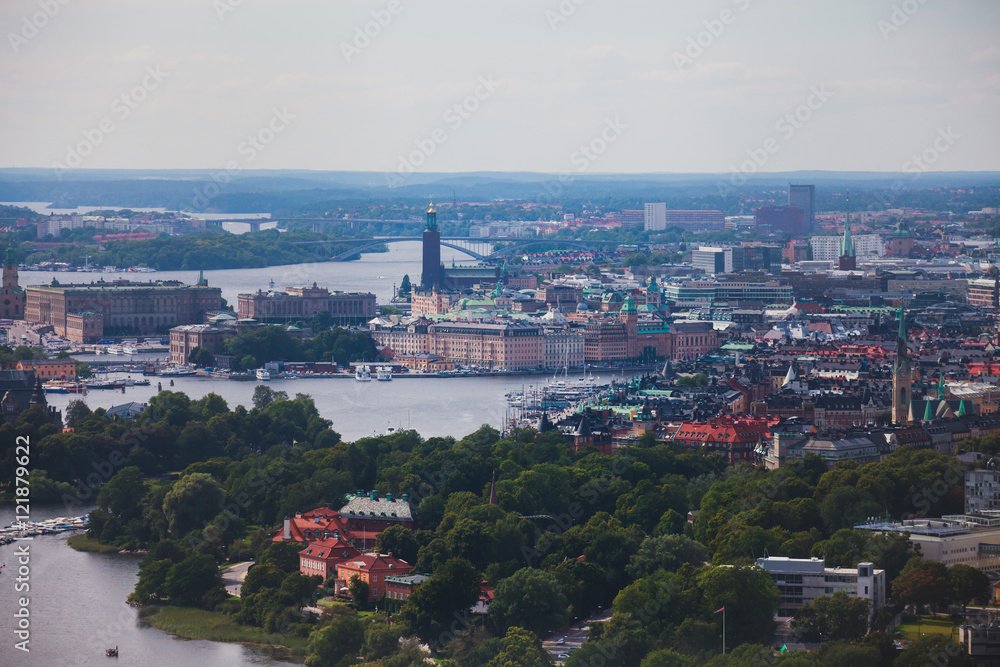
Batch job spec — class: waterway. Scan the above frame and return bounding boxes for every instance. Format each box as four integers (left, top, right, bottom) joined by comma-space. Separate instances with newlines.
1, 239, 616, 665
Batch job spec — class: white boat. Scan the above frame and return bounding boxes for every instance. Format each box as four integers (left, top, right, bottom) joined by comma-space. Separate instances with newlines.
355, 365, 372, 382
376, 366, 392, 381
122, 344, 138, 355
106, 345, 124, 355
256, 369, 271, 381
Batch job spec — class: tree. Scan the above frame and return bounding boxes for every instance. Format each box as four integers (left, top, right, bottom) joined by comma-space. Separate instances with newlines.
306, 612, 364, 667
949, 564, 990, 613
792, 591, 870, 642
627, 534, 708, 578
490, 568, 567, 635
895, 635, 971, 667
96, 466, 147, 523
162, 472, 226, 537
696, 565, 780, 648
399, 274, 412, 297
65, 399, 92, 427
398, 558, 481, 644
164, 553, 226, 608
640, 649, 697, 667
892, 560, 951, 613
349, 575, 370, 607
188, 346, 214, 367
375, 525, 419, 565
253, 384, 288, 410
486, 626, 553, 667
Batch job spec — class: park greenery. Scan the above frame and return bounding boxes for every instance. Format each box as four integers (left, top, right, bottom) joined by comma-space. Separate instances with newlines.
222, 325, 383, 371
1, 387, 981, 665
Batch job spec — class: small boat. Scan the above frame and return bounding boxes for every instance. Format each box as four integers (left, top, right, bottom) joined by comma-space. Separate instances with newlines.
122, 344, 138, 355
106, 646, 118, 657
256, 369, 271, 381
106, 345, 124, 355
355, 365, 372, 382
376, 366, 392, 381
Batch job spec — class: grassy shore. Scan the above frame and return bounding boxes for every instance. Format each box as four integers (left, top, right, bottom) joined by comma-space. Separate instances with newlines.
66, 534, 120, 554
144, 606, 309, 655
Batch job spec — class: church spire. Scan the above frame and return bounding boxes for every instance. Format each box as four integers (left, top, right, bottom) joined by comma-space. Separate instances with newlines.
838, 193, 856, 270
892, 304, 912, 425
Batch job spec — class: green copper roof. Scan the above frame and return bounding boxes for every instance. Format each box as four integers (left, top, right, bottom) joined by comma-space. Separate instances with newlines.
923, 399, 934, 421
958, 399, 968, 417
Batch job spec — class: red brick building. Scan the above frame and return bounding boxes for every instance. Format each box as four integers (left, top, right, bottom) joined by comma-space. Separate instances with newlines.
335, 553, 413, 600
299, 537, 361, 580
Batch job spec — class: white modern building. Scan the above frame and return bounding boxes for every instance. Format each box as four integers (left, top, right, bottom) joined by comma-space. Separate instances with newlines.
756, 557, 885, 622
644, 202, 667, 231
809, 235, 885, 262
967, 470, 1000, 514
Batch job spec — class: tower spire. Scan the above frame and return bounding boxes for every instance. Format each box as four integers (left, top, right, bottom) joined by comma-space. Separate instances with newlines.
892, 304, 912, 425
839, 192, 856, 270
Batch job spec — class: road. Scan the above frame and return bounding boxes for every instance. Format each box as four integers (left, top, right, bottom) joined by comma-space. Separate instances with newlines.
541, 609, 614, 664
222, 561, 253, 597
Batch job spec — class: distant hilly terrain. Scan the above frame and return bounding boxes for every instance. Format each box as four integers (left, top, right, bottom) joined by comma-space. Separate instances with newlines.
1, 169, 997, 215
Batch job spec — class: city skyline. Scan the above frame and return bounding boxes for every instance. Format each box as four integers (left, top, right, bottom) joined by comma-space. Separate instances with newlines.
0, 0, 997, 176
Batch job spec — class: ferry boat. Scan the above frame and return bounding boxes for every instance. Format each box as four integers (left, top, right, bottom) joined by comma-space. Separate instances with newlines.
376, 366, 392, 381
122, 344, 138, 355
106, 345, 125, 355
42, 381, 86, 393
157, 367, 196, 377
355, 365, 372, 382
256, 368, 271, 381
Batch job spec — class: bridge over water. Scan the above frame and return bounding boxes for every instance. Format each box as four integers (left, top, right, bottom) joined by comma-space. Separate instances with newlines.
294, 237, 625, 261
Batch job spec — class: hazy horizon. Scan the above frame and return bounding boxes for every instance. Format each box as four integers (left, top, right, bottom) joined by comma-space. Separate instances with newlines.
2, 0, 998, 177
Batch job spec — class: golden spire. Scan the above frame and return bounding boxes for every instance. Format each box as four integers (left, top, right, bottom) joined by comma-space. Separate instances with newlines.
428, 201, 436, 214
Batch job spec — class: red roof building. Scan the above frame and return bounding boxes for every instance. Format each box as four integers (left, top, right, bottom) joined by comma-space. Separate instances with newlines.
299, 537, 361, 580
671, 416, 773, 464
335, 553, 413, 599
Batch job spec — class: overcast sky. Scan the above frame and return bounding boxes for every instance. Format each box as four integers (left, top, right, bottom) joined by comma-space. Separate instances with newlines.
1, 0, 997, 175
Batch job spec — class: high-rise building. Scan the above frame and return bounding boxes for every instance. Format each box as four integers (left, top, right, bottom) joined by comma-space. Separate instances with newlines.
755, 206, 806, 237
788, 184, 815, 230
644, 203, 667, 231
421, 203, 442, 289
692, 247, 729, 275
2, 247, 25, 319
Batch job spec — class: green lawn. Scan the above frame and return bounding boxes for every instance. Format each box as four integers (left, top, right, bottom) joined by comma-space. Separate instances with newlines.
897, 616, 957, 641
145, 605, 309, 653
66, 534, 120, 554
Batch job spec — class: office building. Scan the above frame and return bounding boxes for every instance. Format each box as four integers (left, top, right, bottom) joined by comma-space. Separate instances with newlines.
788, 184, 815, 229
645, 204, 725, 231
967, 470, 1000, 514
756, 557, 885, 622
621, 210, 645, 230
644, 203, 667, 231
692, 247, 729, 275
755, 206, 806, 237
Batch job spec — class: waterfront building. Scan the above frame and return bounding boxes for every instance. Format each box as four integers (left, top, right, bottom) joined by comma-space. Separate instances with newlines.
26, 279, 222, 343
756, 556, 884, 622
2, 247, 25, 320
427, 321, 544, 370
13, 358, 76, 380
169, 324, 238, 366
236, 282, 376, 326
542, 327, 585, 369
